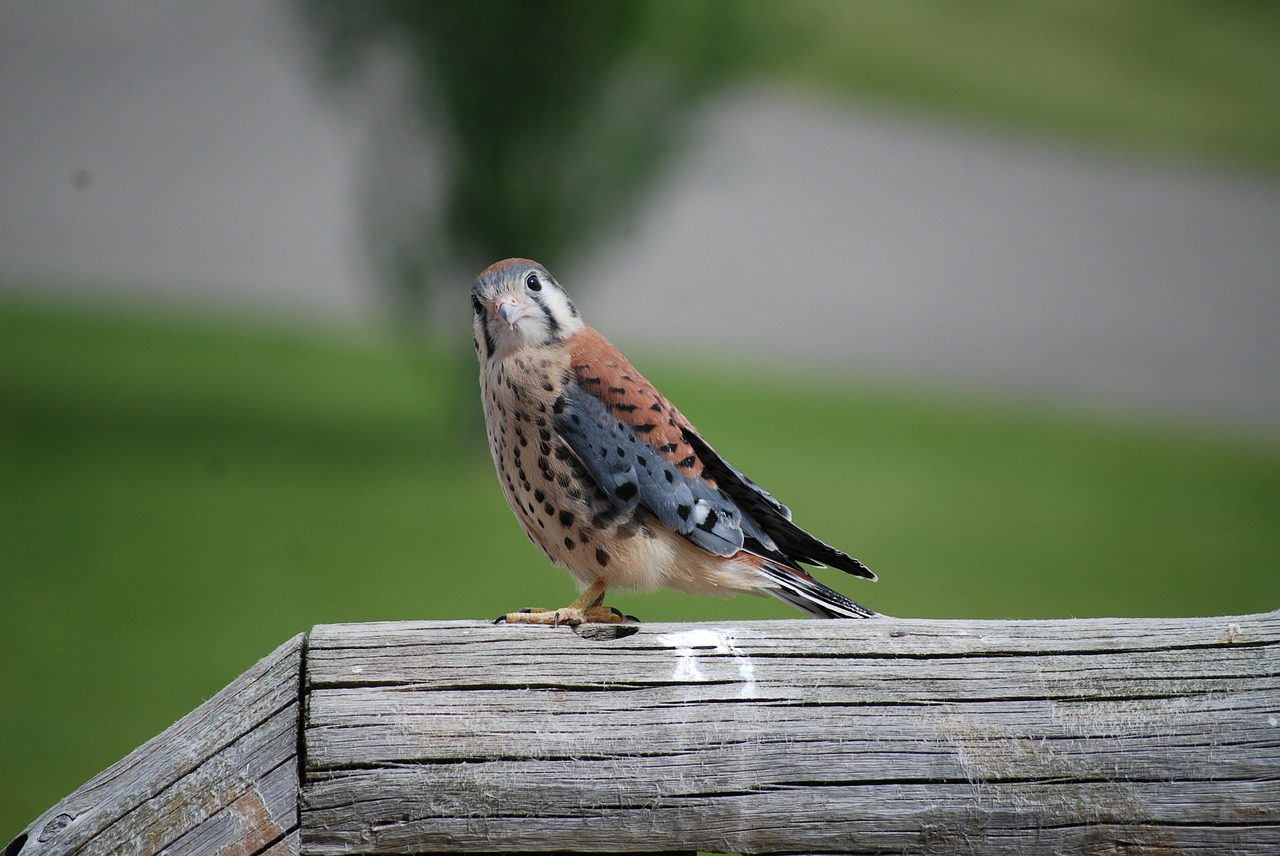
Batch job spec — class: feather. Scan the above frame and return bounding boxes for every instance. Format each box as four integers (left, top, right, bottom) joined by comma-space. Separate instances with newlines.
757, 561, 877, 618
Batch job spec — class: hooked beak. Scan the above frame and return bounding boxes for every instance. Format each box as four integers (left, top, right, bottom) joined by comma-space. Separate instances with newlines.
495, 295, 529, 328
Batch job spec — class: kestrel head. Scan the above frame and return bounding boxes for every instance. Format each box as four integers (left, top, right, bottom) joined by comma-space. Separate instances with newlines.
471, 258, 583, 361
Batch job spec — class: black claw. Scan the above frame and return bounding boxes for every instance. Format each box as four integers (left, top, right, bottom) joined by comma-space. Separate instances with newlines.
552, 610, 582, 628
494, 607, 539, 623
606, 606, 642, 623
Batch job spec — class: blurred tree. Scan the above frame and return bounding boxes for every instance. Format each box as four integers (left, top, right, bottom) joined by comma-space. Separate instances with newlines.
292, 0, 749, 329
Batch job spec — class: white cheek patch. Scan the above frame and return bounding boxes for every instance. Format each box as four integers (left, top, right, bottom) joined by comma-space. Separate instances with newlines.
536, 287, 584, 337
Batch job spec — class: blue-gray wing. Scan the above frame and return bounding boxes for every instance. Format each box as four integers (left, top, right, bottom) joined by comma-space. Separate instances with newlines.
555, 326, 871, 579
554, 382, 756, 557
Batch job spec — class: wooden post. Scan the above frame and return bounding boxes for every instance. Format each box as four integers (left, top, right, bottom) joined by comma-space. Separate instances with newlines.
9, 612, 1280, 855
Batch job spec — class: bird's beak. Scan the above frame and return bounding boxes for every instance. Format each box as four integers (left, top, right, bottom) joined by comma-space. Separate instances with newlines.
495, 295, 529, 328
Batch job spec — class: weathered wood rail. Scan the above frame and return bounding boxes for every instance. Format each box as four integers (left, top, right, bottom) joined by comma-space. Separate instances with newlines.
9, 611, 1280, 855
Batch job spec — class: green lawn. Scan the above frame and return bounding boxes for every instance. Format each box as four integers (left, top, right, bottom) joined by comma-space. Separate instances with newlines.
738, 0, 1280, 169
2, 297, 1277, 834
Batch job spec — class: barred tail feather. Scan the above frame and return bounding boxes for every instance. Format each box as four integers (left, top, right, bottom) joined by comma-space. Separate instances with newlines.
759, 562, 878, 619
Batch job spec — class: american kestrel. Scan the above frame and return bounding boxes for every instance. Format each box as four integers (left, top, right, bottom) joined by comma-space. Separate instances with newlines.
472, 258, 876, 625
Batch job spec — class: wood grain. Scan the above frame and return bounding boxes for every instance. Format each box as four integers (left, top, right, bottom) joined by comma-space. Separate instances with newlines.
301, 613, 1280, 855
11, 613, 1277, 855
9, 634, 304, 856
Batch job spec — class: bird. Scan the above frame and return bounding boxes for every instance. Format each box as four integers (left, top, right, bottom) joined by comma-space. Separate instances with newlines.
472, 258, 877, 625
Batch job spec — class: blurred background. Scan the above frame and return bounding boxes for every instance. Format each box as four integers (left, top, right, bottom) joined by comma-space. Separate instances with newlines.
2, 0, 1278, 833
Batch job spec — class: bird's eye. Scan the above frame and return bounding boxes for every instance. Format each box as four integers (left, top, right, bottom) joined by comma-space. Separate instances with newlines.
525, 272, 542, 292
471, 295, 483, 315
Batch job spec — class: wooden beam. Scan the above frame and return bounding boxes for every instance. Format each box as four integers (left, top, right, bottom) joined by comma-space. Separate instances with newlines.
9, 634, 304, 856
10, 612, 1279, 855
301, 613, 1279, 855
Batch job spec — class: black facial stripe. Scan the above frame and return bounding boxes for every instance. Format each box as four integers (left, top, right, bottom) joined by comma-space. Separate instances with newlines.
481, 321, 497, 359
526, 288, 561, 338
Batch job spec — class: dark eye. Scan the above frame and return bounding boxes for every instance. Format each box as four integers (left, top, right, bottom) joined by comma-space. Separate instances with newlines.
525, 272, 542, 292
471, 295, 483, 315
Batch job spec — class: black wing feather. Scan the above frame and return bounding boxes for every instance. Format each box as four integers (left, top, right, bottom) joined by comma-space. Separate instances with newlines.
682, 428, 875, 580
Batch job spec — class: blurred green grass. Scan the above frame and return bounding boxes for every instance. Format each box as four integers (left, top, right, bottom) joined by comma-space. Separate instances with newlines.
2, 297, 1277, 833
740, 0, 1280, 169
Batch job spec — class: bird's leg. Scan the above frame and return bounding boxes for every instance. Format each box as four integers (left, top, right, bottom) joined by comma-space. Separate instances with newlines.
495, 579, 631, 626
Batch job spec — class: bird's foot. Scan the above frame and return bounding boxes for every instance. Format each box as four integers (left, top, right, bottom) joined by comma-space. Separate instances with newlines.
495, 605, 637, 627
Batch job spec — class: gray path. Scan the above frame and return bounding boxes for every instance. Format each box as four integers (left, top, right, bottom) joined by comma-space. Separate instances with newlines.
2, 1, 1277, 436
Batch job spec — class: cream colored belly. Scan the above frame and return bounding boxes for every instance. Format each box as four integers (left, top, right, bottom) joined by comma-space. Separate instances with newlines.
595, 524, 770, 597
